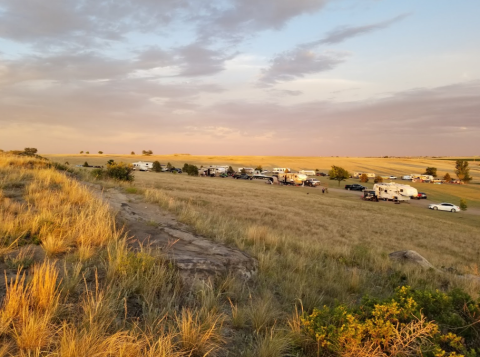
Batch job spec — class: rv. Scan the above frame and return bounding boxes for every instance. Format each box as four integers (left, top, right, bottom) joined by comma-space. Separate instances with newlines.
299, 169, 316, 176
204, 165, 229, 176
238, 167, 255, 174
132, 161, 153, 171
373, 182, 418, 202
353, 172, 375, 179
277, 172, 308, 185
272, 168, 291, 174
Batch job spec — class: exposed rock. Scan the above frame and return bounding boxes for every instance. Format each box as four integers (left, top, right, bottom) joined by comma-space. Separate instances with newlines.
389, 250, 438, 270
97, 187, 258, 283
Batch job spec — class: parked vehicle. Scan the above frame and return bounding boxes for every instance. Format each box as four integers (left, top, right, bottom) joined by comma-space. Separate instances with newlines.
388, 175, 397, 180
299, 170, 316, 176
416, 192, 427, 199
428, 203, 460, 212
304, 178, 320, 187
363, 190, 378, 201
219, 173, 228, 178
236, 174, 252, 180
402, 175, 412, 180
344, 184, 366, 191
132, 161, 153, 171
373, 183, 418, 202
316, 172, 327, 176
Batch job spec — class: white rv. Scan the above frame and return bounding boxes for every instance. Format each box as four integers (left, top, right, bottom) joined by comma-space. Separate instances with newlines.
353, 172, 375, 179
373, 182, 418, 202
299, 169, 316, 176
272, 168, 290, 173
132, 161, 153, 171
204, 165, 229, 176
277, 172, 308, 185
238, 167, 255, 174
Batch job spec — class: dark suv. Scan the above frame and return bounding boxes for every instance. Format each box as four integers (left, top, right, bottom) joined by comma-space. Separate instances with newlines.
345, 184, 366, 191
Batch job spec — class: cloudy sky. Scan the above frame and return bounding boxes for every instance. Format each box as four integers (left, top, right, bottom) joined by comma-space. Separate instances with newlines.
0, 0, 479, 156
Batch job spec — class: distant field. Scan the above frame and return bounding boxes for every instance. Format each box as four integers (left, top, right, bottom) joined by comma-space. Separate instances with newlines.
46, 154, 480, 209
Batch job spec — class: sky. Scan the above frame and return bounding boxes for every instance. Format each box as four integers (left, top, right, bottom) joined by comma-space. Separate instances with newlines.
0, 0, 479, 156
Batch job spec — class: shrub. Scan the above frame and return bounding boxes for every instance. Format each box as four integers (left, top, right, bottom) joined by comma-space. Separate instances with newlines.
152, 161, 162, 172
86, 151, 89, 154
142, 150, 153, 156
83, 161, 89, 167
105, 162, 134, 182
98, 151, 103, 154
374, 175, 383, 183
255, 165, 263, 171
444, 173, 452, 181
460, 198, 467, 211
227, 166, 235, 175
301, 286, 480, 356
131, 151, 135, 155
359, 174, 369, 183
90, 168, 105, 180
80, 151, 83, 154
183, 164, 199, 176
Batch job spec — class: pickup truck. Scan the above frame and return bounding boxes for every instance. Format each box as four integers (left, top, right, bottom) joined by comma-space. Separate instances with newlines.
345, 184, 366, 191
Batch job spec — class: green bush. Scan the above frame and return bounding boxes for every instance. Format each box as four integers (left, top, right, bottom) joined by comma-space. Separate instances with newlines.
152, 161, 162, 172
301, 286, 480, 356
374, 175, 383, 183
460, 198, 467, 211
90, 168, 105, 180
105, 162, 134, 182
182, 163, 199, 176
360, 173, 369, 183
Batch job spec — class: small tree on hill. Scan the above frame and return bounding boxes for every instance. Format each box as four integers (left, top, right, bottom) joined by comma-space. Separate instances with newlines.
24, 148, 38, 156
460, 198, 467, 211
98, 151, 103, 154
455, 160, 472, 183
142, 150, 153, 156
86, 151, 89, 154
443, 173, 451, 182
80, 151, 84, 154
424, 167, 437, 177
374, 176, 383, 183
152, 161, 162, 172
360, 174, 369, 183
328, 166, 349, 185
131, 151, 135, 155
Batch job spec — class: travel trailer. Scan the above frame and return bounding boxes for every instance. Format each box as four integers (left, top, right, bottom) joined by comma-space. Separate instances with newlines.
299, 169, 316, 176
353, 172, 375, 179
132, 161, 153, 171
272, 168, 290, 173
373, 182, 418, 202
204, 165, 229, 176
277, 172, 308, 185
238, 167, 255, 174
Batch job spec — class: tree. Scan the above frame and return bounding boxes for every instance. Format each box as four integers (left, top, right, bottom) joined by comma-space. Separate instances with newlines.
107, 159, 115, 165
80, 151, 84, 154
182, 163, 199, 176
454, 160, 472, 183
24, 148, 38, 156
360, 174, 369, 183
424, 167, 437, 177
64, 161, 69, 166
131, 151, 135, 155
240, 168, 246, 175
443, 173, 451, 182
105, 162, 134, 182
86, 151, 89, 154
328, 166, 349, 185
255, 165, 263, 172
166, 162, 172, 170
459, 198, 467, 211
152, 161, 162, 172
227, 166, 235, 175
98, 151, 103, 154
83, 161, 89, 167
142, 150, 153, 156
374, 176, 383, 183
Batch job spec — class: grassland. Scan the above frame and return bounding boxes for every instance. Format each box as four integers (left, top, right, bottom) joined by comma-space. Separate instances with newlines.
2, 153, 480, 356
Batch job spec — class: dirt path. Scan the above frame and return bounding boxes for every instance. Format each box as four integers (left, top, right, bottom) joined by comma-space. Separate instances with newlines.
96, 186, 257, 282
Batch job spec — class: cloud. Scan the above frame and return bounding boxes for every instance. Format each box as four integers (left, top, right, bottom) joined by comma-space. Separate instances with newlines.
311, 13, 411, 46
258, 48, 349, 85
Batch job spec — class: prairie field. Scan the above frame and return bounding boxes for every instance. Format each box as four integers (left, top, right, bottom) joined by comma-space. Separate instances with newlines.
2, 152, 479, 356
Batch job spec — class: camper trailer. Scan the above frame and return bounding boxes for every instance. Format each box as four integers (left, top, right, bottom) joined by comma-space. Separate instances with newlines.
353, 172, 363, 179
272, 168, 290, 174
238, 168, 255, 174
204, 165, 229, 176
132, 161, 153, 171
277, 172, 308, 185
373, 182, 418, 202
299, 170, 316, 176
353, 172, 375, 179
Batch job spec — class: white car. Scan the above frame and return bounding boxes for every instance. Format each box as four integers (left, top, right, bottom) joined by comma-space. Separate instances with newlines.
428, 203, 460, 212
389, 175, 397, 180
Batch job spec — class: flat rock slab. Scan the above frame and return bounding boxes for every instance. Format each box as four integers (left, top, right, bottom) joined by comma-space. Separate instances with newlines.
99, 187, 257, 282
